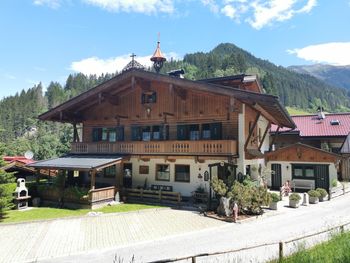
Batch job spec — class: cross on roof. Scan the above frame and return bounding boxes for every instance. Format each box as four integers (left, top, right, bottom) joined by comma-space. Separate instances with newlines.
130, 53, 136, 67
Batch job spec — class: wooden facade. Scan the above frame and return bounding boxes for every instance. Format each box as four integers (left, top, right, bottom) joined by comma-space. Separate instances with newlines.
35, 68, 295, 199
266, 143, 340, 164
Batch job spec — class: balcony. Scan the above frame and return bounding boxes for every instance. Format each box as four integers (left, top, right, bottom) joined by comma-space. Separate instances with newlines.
71, 140, 238, 156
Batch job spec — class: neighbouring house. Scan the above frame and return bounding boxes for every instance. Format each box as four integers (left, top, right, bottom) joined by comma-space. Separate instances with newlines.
340, 133, 350, 181
27, 43, 295, 208
265, 143, 340, 192
270, 110, 350, 180
2, 156, 36, 179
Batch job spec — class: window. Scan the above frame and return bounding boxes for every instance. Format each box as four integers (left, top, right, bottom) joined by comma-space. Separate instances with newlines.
102, 128, 108, 141
177, 125, 189, 140
141, 91, 157, 104
152, 126, 161, 140
109, 128, 116, 142
142, 126, 151, 141
156, 164, 170, 181
103, 165, 116, 178
175, 165, 190, 182
116, 126, 124, 141
292, 164, 315, 179
202, 124, 211, 139
189, 124, 200, 140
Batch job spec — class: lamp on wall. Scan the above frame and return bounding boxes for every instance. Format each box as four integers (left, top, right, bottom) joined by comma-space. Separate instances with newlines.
286, 165, 289, 170
146, 107, 151, 117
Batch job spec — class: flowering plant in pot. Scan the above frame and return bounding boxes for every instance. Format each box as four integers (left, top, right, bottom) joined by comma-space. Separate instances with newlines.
269, 192, 280, 210
308, 190, 320, 204
316, 188, 328, 202
289, 193, 301, 208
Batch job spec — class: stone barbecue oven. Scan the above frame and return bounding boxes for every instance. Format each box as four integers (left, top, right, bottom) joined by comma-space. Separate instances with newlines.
13, 178, 31, 209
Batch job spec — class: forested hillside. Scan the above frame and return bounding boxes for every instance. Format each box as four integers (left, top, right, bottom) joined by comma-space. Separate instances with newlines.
1, 42, 349, 160
289, 64, 350, 90
0, 73, 114, 160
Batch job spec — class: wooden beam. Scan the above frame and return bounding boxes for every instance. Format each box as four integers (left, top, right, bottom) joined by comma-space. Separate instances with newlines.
269, 126, 280, 151
253, 103, 279, 125
258, 122, 271, 151
90, 169, 96, 190
244, 113, 261, 151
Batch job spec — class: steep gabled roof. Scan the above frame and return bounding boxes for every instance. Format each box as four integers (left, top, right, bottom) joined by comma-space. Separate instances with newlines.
271, 113, 350, 137
39, 69, 295, 128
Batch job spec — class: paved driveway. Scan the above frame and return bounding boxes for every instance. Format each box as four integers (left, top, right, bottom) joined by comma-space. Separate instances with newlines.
0, 208, 225, 263
1, 193, 350, 263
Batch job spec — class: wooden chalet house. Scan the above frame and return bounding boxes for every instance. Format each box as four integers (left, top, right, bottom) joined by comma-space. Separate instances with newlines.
29, 44, 294, 208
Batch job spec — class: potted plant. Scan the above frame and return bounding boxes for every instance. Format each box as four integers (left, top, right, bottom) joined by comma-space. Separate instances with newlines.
316, 188, 328, 202
308, 190, 320, 204
269, 192, 280, 210
289, 193, 301, 208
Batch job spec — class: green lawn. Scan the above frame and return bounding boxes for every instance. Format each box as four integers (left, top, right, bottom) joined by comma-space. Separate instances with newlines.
0, 204, 162, 224
271, 231, 350, 263
285, 107, 311, 116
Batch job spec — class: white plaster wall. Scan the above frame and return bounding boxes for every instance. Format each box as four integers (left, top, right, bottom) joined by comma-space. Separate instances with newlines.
126, 157, 228, 197
266, 161, 337, 188
237, 104, 246, 174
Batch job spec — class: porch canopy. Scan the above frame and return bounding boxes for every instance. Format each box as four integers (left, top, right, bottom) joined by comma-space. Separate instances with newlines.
27, 155, 125, 171
27, 155, 127, 190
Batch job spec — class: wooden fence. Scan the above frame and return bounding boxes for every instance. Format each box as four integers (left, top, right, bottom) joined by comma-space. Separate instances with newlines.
151, 221, 350, 263
126, 188, 181, 206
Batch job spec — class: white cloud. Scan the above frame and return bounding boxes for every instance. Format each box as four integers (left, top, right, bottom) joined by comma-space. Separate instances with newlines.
83, 0, 175, 14
3, 73, 16, 80
70, 52, 181, 75
221, 5, 237, 19
201, 0, 220, 13
33, 0, 61, 9
287, 42, 350, 66
202, 0, 317, 30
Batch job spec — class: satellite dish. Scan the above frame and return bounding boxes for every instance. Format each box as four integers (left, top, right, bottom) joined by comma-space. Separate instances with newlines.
24, 150, 34, 160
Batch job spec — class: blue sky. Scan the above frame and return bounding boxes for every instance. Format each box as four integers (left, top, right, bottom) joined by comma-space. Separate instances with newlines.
1, 0, 350, 98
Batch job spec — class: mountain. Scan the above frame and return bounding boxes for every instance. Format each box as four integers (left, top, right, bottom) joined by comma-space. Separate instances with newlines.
288, 64, 350, 90
162, 43, 350, 112
1, 42, 350, 159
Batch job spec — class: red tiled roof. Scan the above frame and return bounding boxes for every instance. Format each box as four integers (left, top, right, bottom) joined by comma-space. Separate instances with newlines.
3, 156, 34, 165
271, 113, 350, 137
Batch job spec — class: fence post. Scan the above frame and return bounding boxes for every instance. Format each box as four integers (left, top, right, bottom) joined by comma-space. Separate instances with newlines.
192, 256, 196, 263
340, 225, 344, 234
140, 188, 143, 200
159, 190, 162, 203
279, 241, 284, 260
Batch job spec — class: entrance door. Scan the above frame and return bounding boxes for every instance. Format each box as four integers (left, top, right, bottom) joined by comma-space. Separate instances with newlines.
123, 163, 133, 188
315, 165, 329, 190
271, 164, 282, 190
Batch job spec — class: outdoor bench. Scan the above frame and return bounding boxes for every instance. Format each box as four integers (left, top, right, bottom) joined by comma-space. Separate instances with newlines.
291, 179, 315, 191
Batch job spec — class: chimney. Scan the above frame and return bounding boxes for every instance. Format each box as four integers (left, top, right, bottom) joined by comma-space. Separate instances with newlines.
167, 69, 185, 78
317, 106, 325, 120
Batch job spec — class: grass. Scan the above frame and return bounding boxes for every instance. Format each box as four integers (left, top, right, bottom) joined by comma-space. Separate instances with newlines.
0, 203, 162, 224
271, 231, 350, 263
285, 107, 311, 116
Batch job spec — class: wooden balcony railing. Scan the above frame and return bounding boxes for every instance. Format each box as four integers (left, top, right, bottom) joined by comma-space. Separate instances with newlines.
89, 186, 115, 203
71, 140, 237, 156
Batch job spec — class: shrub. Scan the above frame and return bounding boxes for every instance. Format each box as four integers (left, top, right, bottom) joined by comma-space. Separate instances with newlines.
269, 192, 280, 203
331, 179, 338, 188
227, 181, 270, 215
316, 188, 328, 198
64, 186, 89, 200
289, 193, 301, 201
308, 190, 321, 198
211, 176, 228, 197
0, 183, 16, 216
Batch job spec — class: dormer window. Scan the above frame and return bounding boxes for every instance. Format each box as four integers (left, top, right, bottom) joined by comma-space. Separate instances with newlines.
330, 120, 340, 125
141, 91, 157, 104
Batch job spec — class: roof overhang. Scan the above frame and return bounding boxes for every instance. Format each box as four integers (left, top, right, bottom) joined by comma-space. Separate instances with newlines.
27, 155, 126, 171
38, 69, 295, 129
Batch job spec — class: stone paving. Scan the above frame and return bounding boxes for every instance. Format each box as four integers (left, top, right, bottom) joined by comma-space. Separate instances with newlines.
0, 208, 225, 263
